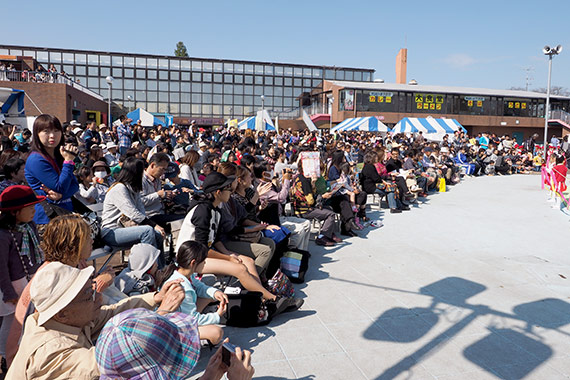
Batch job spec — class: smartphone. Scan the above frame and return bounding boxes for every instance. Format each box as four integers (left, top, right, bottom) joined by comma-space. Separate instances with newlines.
222, 342, 236, 366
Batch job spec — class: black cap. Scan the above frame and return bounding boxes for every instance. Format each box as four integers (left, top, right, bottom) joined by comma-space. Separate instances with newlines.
202, 172, 235, 194
164, 162, 180, 179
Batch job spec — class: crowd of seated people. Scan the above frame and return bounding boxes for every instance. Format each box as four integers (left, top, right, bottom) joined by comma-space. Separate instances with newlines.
0, 114, 563, 379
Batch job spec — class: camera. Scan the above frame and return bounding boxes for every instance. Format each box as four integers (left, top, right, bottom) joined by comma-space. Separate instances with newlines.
222, 342, 236, 366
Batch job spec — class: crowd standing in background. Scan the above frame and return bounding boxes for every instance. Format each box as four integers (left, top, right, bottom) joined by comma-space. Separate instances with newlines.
0, 113, 567, 379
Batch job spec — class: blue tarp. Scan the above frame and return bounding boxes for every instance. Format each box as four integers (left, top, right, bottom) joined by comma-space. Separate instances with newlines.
0, 88, 25, 116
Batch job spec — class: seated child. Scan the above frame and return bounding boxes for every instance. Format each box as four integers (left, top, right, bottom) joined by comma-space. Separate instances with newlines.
156, 240, 228, 345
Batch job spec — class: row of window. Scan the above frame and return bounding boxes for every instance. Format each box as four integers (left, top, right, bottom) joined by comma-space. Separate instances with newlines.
338, 90, 569, 118
1, 47, 373, 81
128, 103, 289, 118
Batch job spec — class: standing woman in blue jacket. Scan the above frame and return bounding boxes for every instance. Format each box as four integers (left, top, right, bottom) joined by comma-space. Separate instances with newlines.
24, 114, 79, 228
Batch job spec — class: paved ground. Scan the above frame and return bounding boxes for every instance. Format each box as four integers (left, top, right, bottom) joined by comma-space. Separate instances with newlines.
191, 174, 570, 380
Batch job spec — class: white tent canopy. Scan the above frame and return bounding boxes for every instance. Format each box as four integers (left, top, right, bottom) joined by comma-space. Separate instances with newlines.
331, 117, 390, 133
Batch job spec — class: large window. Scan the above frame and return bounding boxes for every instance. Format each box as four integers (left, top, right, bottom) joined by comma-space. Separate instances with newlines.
503, 98, 532, 117
413, 93, 446, 114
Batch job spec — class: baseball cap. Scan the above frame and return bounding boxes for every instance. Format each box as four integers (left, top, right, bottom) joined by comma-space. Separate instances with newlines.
201, 172, 235, 194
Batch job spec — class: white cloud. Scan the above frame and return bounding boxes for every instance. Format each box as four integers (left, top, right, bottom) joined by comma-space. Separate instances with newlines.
442, 53, 477, 68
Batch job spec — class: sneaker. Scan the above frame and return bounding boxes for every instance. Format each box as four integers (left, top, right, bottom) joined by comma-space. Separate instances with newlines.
400, 205, 411, 211
370, 220, 384, 228
390, 208, 402, 214
266, 296, 290, 318
284, 297, 305, 312
315, 237, 334, 246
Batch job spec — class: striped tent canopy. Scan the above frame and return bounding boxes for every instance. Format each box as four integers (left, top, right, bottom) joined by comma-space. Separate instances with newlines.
331, 117, 390, 133
392, 117, 467, 134
238, 110, 276, 131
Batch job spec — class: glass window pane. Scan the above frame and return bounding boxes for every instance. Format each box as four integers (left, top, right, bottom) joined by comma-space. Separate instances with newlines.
345, 71, 353, 81
234, 64, 244, 73
124, 57, 135, 68
303, 68, 311, 77
325, 69, 334, 79
192, 83, 202, 92
159, 59, 169, 69
254, 86, 263, 95
170, 60, 180, 70
170, 93, 180, 102
203, 73, 212, 82
294, 67, 302, 76
202, 105, 212, 115
148, 92, 158, 101
234, 74, 243, 84
124, 69, 134, 78
363, 72, 371, 81
112, 89, 123, 100
213, 84, 223, 93
265, 76, 273, 85
192, 72, 201, 81
181, 93, 190, 102
284, 77, 292, 86
112, 56, 123, 66
284, 87, 292, 97
244, 85, 253, 95
284, 66, 293, 76
50, 52, 62, 63
274, 77, 283, 86
181, 72, 190, 81
136, 69, 146, 78
313, 68, 322, 78
136, 102, 147, 109
136, 91, 146, 101
88, 77, 99, 88
170, 71, 179, 80
148, 81, 158, 90
181, 104, 191, 114
192, 104, 201, 115
214, 62, 223, 72
335, 70, 344, 80
203, 62, 213, 71
224, 63, 233, 73
224, 74, 233, 83
159, 82, 168, 91
234, 95, 243, 104
312, 79, 321, 87
234, 84, 243, 94
159, 92, 168, 101
192, 61, 201, 71
88, 67, 99, 76
124, 79, 134, 89
148, 70, 157, 79
181, 60, 191, 70
37, 51, 49, 62
112, 68, 122, 77
181, 82, 190, 92
274, 66, 284, 75
245, 75, 253, 84
63, 53, 74, 64
9, 49, 23, 56
265, 65, 273, 75
245, 64, 254, 74
135, 80, 146, 90
100, 55, 111, 66
203, 94, 212, 103
135, 57, 146, 68
255, 65, 264, 75
101, 67, 110, 76
88, 54, 99, 65
264, 86, 273, 95
159, 71, 168, 80
203, 83, 212, 93
147, 103, 158, 112
171, 82, 179, 92
274, 87, 283, 96
224, 84, 233, 93
146, 58, 157, 69
303, 79, 311, 87
114, 80, 123, 90
294, 78, 302, 87
212, 105, 222, 116
192, 94, 201, 103
213, 94, 222, 104
255, 76, 263, 85
214, 74, 223, 82
76, 66, 86, 75
354, 71, 362, 81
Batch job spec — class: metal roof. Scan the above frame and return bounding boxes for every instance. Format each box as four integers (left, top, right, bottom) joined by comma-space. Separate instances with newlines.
329, 80, 570, 100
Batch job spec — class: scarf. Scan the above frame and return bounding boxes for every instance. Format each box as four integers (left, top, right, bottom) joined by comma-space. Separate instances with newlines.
14, 223, 44, 266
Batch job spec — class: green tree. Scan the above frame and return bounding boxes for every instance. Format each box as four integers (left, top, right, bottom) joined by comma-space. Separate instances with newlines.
174, 41, 189, 57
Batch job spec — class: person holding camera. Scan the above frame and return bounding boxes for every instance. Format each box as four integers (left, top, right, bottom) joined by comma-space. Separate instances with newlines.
24, 115, 79, 227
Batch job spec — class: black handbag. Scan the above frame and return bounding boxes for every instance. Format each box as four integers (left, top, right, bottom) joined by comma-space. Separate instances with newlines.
221, 291, 270, 327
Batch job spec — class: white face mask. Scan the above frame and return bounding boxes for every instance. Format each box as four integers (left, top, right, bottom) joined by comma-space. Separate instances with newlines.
94, 171, 107, 179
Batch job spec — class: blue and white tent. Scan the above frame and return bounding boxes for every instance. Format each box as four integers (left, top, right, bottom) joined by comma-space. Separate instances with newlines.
0, 88, 25, 116
238, 110, 276, 131
127, 108, 165, 127
331, 117, 390, 133
392, 117, 467, 135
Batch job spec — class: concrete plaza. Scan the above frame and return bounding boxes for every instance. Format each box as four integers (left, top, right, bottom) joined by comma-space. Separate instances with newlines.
191, 174, 570, 379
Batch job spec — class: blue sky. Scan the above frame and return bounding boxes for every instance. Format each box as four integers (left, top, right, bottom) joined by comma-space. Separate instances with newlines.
5, 0, 570, 91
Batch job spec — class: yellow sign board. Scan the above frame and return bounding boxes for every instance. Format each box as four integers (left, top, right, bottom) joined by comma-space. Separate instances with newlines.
435, 95, 444, 104
423, 103, 429, 110
508, 102, 514, 108
477, 101, 483, 107
515, 102, 520, 109
430, 103, 435, 110
417, 103, 423, 110
468, 100, 473, 107
386, 97, 392, 103
436, 104, 442, 110
369, 96, 376, 102
415, 94, 423, 102
521, 103, 527, 109
378, 96, 384, 103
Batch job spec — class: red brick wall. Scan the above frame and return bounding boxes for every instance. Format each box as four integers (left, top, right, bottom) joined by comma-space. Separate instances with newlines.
0, 80, 107, 124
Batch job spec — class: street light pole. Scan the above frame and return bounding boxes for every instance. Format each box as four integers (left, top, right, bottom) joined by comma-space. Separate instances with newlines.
105, 76, 114, 128
327, 93, 334, 131
260, 95, 265, 131
542, 45, 562, 160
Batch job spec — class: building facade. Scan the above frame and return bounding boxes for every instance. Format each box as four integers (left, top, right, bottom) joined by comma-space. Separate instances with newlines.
0, 45, 374, 123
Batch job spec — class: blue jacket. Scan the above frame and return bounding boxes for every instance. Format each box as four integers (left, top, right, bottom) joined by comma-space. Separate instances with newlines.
167, 270, 220, 326
25, 152, 80, 224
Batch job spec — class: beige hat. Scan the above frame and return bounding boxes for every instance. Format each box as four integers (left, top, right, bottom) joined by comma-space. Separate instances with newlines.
31, 262, 94, 326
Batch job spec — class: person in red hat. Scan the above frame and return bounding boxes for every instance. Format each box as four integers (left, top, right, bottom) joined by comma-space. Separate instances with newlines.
0, 185, 45, 372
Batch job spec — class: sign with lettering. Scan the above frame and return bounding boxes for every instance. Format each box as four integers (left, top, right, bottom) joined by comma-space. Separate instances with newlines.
464, 96, 485, 101
370, 92, 394, 97
369, 96, 376, 102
